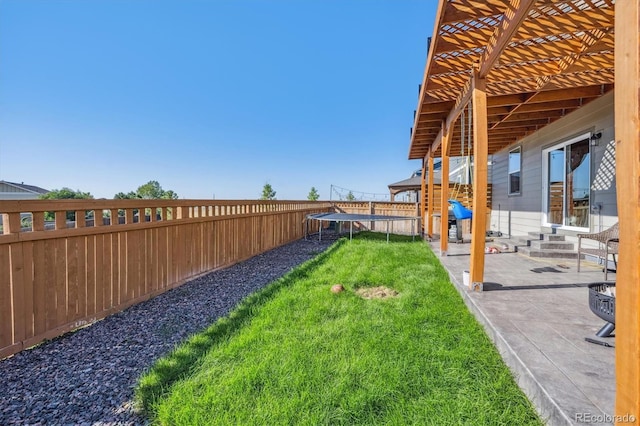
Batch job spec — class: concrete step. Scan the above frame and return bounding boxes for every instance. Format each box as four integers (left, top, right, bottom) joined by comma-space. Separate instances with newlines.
494, 237, 528, 252
529, 240, 575, 250
495, 236, 577, 258
527, 232, 566, 241
517, 246, 580, 259
543, 234, 567, 241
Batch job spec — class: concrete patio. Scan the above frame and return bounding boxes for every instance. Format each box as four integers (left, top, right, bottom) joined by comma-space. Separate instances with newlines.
430, 240, 617, 426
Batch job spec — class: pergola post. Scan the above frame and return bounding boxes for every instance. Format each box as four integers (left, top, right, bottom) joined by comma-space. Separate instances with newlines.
469, 70, 488, 291
427, 154, 434, 237
439, 121, 450, 255
420, 156, 427, 236
615, 0, 640, 419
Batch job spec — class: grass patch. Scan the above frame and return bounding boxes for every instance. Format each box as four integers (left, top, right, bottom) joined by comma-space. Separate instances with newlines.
136, 233, 542, 425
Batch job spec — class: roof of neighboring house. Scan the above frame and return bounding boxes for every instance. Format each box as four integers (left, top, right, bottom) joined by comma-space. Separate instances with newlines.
409, 0, 614, 160
0, 181, 50, 194
389, 156, 469, 190
388, 174, 444, 190
388, 175, 423, 189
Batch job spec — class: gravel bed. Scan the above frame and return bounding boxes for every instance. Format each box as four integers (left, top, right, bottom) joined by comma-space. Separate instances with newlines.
0, 237, 335, 425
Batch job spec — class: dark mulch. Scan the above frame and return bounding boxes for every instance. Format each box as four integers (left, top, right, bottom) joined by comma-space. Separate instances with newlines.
0, 237, 334, 425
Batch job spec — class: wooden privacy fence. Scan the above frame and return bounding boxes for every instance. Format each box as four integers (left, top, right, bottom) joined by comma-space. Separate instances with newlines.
332, 201, 420, 235
0, 199, 331, 359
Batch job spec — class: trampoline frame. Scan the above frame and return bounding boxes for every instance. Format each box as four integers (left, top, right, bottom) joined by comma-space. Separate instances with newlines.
305, 212, 420, 242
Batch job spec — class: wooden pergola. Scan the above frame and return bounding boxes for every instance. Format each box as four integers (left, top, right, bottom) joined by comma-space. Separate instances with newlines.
409, 0, 639, 420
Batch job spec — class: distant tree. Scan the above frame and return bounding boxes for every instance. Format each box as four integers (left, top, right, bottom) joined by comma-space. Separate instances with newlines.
261, 183, 276, 200
114, 181, 178, 200
307, 187, 320, 201
346, 191, 356, 201
114, 191, 138, 199
39, 187, 94, 201
39, 187, 94, 220
137, 180, 178, 199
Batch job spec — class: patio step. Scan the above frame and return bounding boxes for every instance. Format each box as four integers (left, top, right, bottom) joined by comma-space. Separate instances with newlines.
529, 240, 575, 251
493, 237, 528, 252
527, 232, 566, 241
517, 246, 580, 259
495, 233, 578, 259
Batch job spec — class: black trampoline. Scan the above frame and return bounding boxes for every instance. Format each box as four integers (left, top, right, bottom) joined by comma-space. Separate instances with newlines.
305, 212, 419, 242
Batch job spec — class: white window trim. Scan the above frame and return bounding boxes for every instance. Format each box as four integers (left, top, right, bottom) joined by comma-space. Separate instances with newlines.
541, 132, 591, 231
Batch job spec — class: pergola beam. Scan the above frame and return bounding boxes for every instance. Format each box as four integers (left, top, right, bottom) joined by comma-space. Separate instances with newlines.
489, 21, 609, 129
410, 1, 448, 148
431, 0, 535, 157
479, 0, 537, 78
434, 6, 614, 55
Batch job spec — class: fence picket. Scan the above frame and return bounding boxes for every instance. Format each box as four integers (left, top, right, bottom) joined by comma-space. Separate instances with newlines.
0, 200, 331, 358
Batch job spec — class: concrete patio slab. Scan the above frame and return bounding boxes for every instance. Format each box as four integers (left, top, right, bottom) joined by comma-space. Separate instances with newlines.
429, 240, 616, 426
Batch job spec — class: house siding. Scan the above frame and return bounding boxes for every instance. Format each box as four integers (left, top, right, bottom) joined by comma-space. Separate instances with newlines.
489, 91, 616, 238
0, 181, 48, 200
0, 183, 25, 193
0, 183, 42, 200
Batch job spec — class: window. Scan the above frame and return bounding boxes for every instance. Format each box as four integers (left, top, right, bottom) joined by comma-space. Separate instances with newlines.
508, 147, 521, 195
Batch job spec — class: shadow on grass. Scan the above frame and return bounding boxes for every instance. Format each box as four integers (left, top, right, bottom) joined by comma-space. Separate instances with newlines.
135, 238, 345, 414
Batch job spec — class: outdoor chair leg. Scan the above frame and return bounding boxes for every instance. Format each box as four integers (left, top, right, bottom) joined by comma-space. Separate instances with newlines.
596, 322, 615, 338
604, 254, 608, 281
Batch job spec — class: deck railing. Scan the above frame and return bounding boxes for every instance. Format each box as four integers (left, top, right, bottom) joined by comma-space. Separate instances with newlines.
0, 199, 331, 359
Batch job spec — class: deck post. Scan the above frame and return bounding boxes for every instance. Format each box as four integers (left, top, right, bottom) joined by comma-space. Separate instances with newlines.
420, 155, 427, 236
469, 69, 488, 291
439, 121, 450, 255
615, 0, 640, 420
427, 154, 434, 237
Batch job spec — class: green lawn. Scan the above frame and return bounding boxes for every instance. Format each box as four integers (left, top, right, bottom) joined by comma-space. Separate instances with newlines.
136, 232, 542, 425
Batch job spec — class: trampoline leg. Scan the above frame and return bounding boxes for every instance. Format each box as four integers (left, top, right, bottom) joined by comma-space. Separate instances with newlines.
319, 223, 322, 241
412, 218, 415, 241
350, 221, 353, 241
387, 221, 390, 243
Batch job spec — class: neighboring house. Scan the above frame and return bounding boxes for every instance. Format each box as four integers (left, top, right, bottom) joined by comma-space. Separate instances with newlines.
0, 181, 49, 200
388, 171, 426, 202
388, 157, 470, 201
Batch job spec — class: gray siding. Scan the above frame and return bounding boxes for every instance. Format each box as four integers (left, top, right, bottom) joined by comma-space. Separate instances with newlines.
489, 91, 616, 237
0, 183, 25, 193
0, 183, 41, 200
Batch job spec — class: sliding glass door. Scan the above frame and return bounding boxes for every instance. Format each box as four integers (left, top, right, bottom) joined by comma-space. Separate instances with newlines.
543, 134, 590, 229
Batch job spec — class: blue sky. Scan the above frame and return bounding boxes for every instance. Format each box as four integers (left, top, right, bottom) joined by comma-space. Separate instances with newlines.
0, 0, 435, 200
